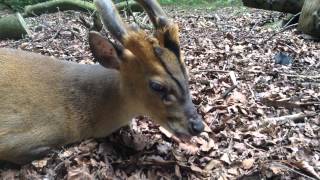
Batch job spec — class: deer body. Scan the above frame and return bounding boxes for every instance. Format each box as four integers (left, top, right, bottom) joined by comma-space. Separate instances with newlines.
0, 0, 204, 164
0, 48, 134, 163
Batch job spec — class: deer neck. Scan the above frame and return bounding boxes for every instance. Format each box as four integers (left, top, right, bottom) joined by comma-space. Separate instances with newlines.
66, 64, 143, 140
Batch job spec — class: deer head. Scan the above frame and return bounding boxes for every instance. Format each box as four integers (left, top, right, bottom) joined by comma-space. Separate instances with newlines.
89, 0, 204, 137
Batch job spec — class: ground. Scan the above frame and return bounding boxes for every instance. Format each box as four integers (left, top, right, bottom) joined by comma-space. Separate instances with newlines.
0, 5, 319, 180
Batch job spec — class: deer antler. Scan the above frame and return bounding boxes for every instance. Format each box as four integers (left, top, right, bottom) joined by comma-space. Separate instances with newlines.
94, 0, 128, 42
135, 0, 172, 29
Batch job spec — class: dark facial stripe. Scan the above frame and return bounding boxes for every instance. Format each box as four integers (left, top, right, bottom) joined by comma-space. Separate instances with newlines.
159, 58, 186, 97
163, 31, 188, 79
164, 31, 180, 60
154, 47, 186, 98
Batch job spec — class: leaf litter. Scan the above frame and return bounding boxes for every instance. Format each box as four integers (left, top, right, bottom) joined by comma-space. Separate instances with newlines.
0, 6, 319, 180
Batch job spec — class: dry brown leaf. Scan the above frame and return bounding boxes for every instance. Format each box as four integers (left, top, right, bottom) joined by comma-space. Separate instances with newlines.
179, 142, 199, 155
220, 153, 231, 165
157, 141, 172, 154
269, 166, 283, 175
159, 126, 172, 138
0, 170, 19, 180
67, 165, 93, 180
203, 122, 212, 132
227, 91, 248, 104
227, 168, 239, 176
127, 171, 147, 180
0, 5, 319, 180
294, 161, 320, 180
242, 158, 255, 170
205, 159, 223, 170
172, 149, 187, 162
175, 165, 182, 179
190, 164, 204, 173
233, 142, 246, 153
200, 138, 215, 152
32, 158, 48, 168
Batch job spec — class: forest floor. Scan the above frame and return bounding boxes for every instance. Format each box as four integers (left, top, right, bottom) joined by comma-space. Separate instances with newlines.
0, 5, 319, 180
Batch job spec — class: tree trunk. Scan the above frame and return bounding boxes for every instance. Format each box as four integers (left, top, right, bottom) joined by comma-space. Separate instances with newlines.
24, 0, 143, 17
242, 0, 305, 14
0, 3, 13, 17
0, 13, 31, 40
298, 0, 320, 37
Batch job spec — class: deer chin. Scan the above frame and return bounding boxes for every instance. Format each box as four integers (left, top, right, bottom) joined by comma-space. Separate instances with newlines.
166, 120, 193, 142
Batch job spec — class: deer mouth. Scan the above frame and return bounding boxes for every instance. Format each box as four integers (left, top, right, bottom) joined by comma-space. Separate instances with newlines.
165, 116, 204, 140
166, 118, 193, 138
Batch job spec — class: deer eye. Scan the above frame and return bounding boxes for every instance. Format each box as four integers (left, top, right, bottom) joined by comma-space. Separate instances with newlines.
149, 81, 166, 94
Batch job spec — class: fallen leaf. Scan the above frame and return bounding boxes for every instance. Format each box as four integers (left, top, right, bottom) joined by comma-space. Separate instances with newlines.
205, 159, 223, 170
179, 142, 199, 155
220, 153, 231, 165
242, 158, 255, 170
190, 165, 204, 173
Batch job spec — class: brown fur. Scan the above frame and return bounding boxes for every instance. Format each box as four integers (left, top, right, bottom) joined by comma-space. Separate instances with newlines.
0, 0, 203, 165
0, 48, 133, 164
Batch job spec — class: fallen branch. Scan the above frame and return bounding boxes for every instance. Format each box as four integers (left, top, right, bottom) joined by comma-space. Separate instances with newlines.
281, 74, 320, 80
268, 162, 319, 180
221, 71, 238, 99
261, 98, 320, 109
283, 12, 301, 28
263, 23, 298, 43
112, 159, 177, 167
159, 126, 181, 144
242, 0, 305, 14
23, 0, 142, 17
244, 140, 267, 152
191, 69, 230, 74
265, 112, 317, 124
0, 13, 31, 40
298, 0, 320, 38
229, 71, 238, 85
221, 84, 238, 99
112, 158, 206, 175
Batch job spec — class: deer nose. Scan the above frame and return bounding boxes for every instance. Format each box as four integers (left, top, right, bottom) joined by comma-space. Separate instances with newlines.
184, 100, 204, 135
189, 119, 204, 135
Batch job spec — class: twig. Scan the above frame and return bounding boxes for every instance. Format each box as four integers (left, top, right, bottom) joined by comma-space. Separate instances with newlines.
221, 84, 237, 99
182, 15, 217, 20
207, 105, 228, 112
283, 12, 301, 28
159, 126, 181, 144
264, 23, 298, 43
191, 69, 230, 74
125, 0, 151, 30
46, 8, 63, 45
125, 0, 137, 24
269, 162, 318, 180
229, 71, 238, 85
244, 140, 267, 152
220, 71, 238, 99
112, 159, 206, 175
78, 15, 91, 29
112, 159, 177, 167
265, 112, 317, 125
52, 28, 62, 39
261, 98, 320, 109
281, 74, 320, 79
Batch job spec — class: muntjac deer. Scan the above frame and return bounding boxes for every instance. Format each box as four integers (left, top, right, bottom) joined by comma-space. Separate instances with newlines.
0, 0, 204, 164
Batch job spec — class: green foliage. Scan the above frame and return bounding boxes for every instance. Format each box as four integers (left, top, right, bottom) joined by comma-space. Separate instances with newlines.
159, 0, 241, 8
0, 0, 94, 11
1, 0, 48, 11
0, 0, 241, 12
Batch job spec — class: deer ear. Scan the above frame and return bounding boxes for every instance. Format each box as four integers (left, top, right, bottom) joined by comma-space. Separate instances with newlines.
89, 31, 120, 70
